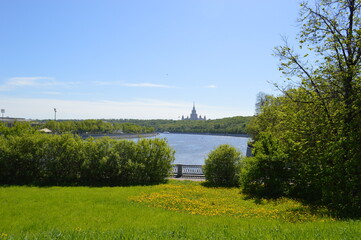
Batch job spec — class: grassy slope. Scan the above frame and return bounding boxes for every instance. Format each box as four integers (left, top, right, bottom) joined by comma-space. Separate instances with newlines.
0, 180, 360, 240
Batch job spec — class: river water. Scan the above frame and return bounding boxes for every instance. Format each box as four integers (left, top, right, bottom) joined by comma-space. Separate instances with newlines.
148, 133, 250, 165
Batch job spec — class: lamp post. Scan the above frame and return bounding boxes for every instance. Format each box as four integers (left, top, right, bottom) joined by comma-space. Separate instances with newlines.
1, 109, 4, 124
54, 108, 57, 121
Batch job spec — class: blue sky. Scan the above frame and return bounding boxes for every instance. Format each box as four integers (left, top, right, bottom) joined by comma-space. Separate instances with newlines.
0, 0, 300, 120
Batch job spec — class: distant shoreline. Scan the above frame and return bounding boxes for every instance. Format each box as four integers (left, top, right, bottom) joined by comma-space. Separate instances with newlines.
80, 132, 250, 139
80, 133, 159, 139
161, 132, 250, 138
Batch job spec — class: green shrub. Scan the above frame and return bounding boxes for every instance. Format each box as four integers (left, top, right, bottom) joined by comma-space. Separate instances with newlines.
0, 133, 174, 186
1, 134, 45, 185
42, 134, 86, 185
240, 133, 290, 198
81, 137, 124, 185
133, 138, 175, 184
203, 144, 242, 187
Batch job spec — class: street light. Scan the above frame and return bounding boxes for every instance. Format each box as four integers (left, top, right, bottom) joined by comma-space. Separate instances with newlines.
54, 108, 57, 121
1, 109, 4, 123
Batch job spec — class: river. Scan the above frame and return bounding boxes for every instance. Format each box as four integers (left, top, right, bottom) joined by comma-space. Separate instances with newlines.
148, 133, 250, 165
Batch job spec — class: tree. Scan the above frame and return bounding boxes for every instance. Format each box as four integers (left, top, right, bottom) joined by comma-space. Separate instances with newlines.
254, 92, 272, 115
240, 133, 290, 198
248, 0, 361, 216
275, 0, 361, 130
203, 144, 243, 187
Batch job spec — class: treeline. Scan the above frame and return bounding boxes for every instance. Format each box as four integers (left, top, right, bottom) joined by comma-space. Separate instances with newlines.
0, 131, 174, 186
0, 122, 38, 137
241, 0, 361, 217
41, 120, 155, 134
108, 116, 252, 134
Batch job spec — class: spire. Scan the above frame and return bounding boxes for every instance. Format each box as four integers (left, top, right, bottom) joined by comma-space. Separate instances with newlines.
181, 102, 205, 121
190, 102, 198, 120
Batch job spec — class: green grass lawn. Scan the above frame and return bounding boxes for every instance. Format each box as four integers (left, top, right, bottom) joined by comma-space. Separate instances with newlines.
1, 180, 360, 239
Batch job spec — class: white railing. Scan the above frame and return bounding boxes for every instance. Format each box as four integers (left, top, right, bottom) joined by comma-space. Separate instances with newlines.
172, 164, 204, 178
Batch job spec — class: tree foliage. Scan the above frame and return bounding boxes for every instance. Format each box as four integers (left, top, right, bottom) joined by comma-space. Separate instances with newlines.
0, 122, 37, 137
0, 133, 174, 186
41, 120, 155, 134
37, 117, 252, 135
254, 92, 273, 115
203, 144, 243, 187
240, 133, 290, 198
111, 116, 252, 135
244, 0, 361, 217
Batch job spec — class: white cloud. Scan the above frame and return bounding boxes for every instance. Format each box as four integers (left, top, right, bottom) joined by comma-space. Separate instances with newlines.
0, 97, 247, 120
0, 77, 78, 91
40, 91, 61, 95
122, 83, 171, 88
206, 85, 217, 88
93, 81, 113, 86
94, 81, 173, 88
7, 77, 56, 87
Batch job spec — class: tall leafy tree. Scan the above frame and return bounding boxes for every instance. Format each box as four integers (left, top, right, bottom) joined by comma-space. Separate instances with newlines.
254, 92, 272, 115
276, 0, 361, 124
246, 0, 361, 216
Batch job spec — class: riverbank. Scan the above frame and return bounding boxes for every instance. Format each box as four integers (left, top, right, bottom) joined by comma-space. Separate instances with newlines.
81, 132, 159, 139
164, 132, 250, 138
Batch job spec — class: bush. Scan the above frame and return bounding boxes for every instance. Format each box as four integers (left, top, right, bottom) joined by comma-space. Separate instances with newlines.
240, 133, 290, 198
0, 134, 44, 185
203, 144, 242, 187
81, 137, 126, 185
118, 138, 175, 185
0, 133, 174, 186
43, 134, 86, 185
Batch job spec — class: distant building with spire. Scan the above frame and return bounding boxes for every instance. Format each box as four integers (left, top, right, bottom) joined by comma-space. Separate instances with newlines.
182, 103, 206, 120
